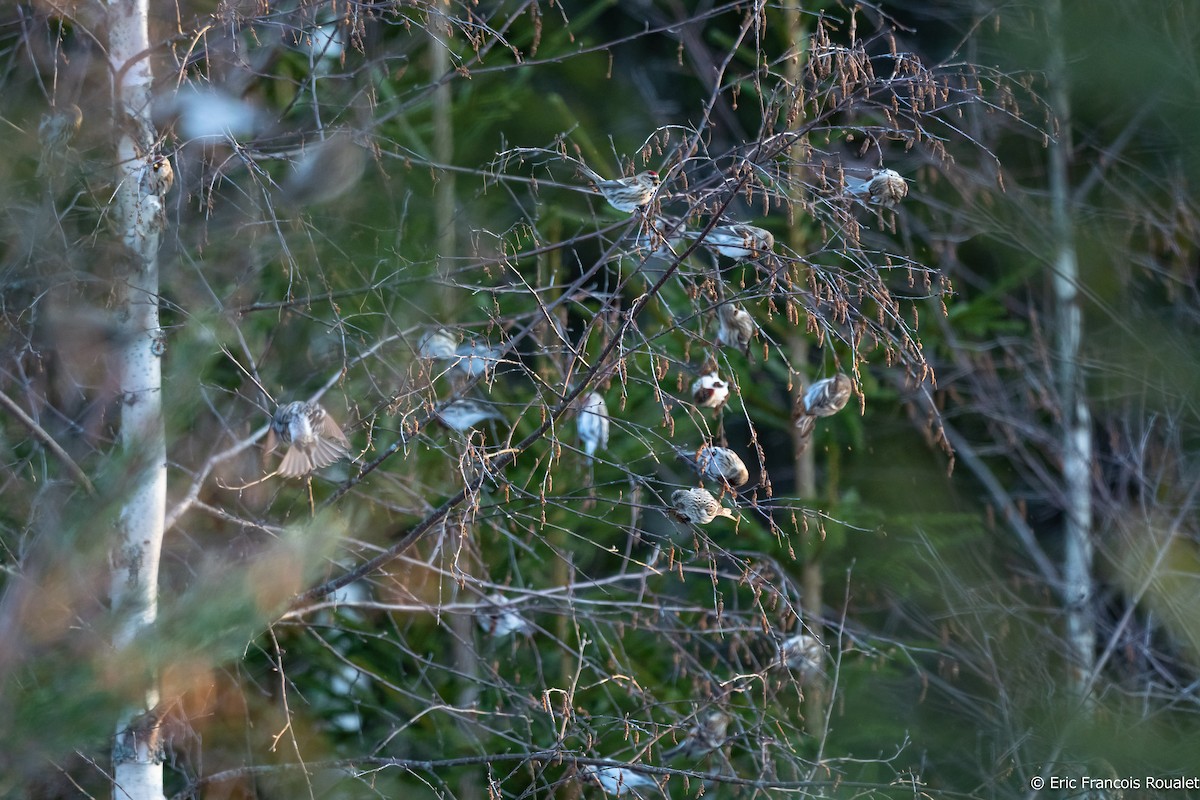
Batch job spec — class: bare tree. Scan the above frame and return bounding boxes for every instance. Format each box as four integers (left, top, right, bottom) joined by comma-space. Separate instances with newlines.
0, 1, 1066, 798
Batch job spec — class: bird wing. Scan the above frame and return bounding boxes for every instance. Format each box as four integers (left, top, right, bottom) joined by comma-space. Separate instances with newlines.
318, 413, 351, 447
310, 436, 350, 469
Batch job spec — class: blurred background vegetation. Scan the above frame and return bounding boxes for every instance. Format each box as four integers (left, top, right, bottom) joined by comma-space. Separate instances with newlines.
2, 0, 1200, 797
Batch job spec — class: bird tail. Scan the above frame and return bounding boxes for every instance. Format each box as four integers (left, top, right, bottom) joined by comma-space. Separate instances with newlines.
278, 446, 315, 478
794, 415, 816, 453
576, 163, 604, 187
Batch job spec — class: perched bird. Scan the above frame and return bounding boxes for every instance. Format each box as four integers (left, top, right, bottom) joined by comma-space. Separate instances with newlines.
436, 399, 504, 431
417, 328, 459, 361
802, 373, 853, 417
671, 487, 736, 525
664, 710, 732, 760
37, 103, 83, 178
579, 764, 656, 797
691, 372, 730, 411
794, 373, 853, 446
716, 303, 756, 353
676, 445, 750, 488
580, 166, 660, 213
477, 593, 532, 637
691, 223, 775, 259
452, 341, 503, 382
779, 633, 825, 682
577, 391, 610, 460
267, 400, 351, 478
846, 168, 908, 209
140, 154, 174, 196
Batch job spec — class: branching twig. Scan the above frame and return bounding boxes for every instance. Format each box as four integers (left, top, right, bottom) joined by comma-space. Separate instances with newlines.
0, 389, 94, 495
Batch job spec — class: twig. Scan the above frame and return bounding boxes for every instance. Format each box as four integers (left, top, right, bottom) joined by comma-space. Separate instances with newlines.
0, 390, 94, 495
901, 378, 1061, 593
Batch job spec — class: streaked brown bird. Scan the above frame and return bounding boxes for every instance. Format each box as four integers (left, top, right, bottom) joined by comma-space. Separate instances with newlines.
794, 372, 853, 448
801, 373, 853, 418
671, 487, 736, 525
580, 166, 660, 213
268, 400, 351, 477
716, 303, 756, 353
847, 168, 908, 208
692, 223, 774, 259
677, 444, 749, 488
140, 154, 174, 196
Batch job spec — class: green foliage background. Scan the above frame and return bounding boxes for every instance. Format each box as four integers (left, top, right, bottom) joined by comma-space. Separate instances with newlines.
3, 1, 1200, 798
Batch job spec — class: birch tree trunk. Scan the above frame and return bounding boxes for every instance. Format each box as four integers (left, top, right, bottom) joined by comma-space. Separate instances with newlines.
107, 0, 167, 795
783, 0, 827, 741
1046, 0, 1095, 706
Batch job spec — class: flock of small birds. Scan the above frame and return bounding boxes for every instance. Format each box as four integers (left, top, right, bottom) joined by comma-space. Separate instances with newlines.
571, 162, 888, 528
252, 161, 894, 792
34, 99, 894, 794
260, 161, 898, 535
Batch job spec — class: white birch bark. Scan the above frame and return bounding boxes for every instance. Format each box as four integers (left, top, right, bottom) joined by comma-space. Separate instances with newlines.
1047, 0, 1095, 705
107, 0, 167, 795
783, 0, 827, 742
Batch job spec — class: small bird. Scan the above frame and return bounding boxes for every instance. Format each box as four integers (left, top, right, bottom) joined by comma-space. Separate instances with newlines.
691, 223, 775, 259
37, 103, 83, 178
476, 593, 532, 637
800, 373, 853, 418
452, 341, 503, 381
580, 166, 660, 213
140, 154, 174, 196
417, 328, 459, 361
579, 764, 656, 797
267, 400, 351, 478
671, 487, 736, 525
716, 303, 756, 353
691, 372, 730, 411
779, 633, 825, 682
676, 445, 750, 488
664, 710, 732, 760
577, 391, 610, 460
846, 168, 908, 209
436, 399, 504, 431
794, 373, 853, 445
